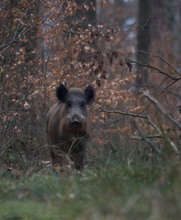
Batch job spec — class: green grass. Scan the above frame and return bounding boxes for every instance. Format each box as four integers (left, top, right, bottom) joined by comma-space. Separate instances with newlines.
0, 151, 181, 220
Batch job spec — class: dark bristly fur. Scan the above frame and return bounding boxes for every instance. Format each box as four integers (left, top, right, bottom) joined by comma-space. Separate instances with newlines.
46, 84, 95, 169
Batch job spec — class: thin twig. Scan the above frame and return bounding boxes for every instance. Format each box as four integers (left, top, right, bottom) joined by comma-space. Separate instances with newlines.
129, 59, 181, 80
134, 50, 181, 76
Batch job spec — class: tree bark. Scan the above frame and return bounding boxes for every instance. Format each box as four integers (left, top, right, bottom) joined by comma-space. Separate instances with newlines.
136, 0, 152, 86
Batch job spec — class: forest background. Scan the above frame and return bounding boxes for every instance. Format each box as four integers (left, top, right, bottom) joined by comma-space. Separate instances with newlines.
0, 0, 181, 219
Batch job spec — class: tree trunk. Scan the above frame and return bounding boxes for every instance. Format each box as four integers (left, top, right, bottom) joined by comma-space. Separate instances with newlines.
166, 0, 177, 31
136, 0, 152, 86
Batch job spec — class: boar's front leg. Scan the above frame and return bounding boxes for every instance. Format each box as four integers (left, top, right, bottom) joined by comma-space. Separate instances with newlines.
50, 147, 65, 166
72, 147, 85, 170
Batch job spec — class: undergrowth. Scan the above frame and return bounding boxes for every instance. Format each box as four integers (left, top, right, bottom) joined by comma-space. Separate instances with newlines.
0, 142, 181, 220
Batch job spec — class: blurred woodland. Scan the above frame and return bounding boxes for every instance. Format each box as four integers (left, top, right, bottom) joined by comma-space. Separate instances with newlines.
0, 0, 181, 168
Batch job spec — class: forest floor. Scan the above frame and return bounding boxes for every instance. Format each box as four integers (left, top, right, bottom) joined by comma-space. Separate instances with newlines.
0, 149, 181, 220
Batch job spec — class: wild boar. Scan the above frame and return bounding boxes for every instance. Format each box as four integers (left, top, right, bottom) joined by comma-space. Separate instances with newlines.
46, 83, 95, 169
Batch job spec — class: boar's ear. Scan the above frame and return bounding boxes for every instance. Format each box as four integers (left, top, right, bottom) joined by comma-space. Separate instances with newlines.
56, 84, 68, 103
85, 85, 95, 104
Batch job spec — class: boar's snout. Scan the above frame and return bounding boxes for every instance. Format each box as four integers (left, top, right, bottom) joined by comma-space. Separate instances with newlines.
70, 115, 83, 127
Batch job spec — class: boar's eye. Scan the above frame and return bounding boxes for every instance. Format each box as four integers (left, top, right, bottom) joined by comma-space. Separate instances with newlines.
80, 101, 85, 108
67, 100, 72, 108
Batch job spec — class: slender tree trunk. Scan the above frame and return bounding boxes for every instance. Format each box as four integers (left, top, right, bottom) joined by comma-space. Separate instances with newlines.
166, 0, 177, 31
136, 0, 152, 86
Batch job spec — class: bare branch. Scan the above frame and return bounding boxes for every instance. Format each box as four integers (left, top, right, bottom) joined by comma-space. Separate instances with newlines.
130, 135, 162, 140
131, 120, 161, 154
105, 49, 181, 80
129, 59, 181, 80
135, 50, 181, 76
143, 92, 181, 130
101, 109, 148, 119
101, 108, 180, 154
